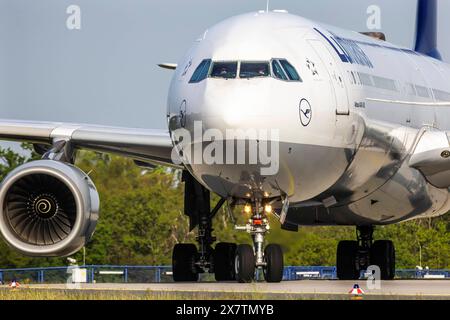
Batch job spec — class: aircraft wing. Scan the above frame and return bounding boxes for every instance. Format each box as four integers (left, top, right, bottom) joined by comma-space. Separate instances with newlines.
409, 129, 450, 188
0, 119, 180, 168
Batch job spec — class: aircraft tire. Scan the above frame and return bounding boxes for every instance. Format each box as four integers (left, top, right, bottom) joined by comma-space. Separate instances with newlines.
235, 244, 255, 283
214, 242, 237, 281
370, 240, 395, 280
263, 244, 284, 283
336, 240, 360, 280
172, 243, 199, 282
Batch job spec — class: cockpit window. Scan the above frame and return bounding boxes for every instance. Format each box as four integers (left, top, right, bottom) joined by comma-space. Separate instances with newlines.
272, 60, 288, 80
240, 62, 270, 78
210, 62, 238, 79
189, 59, 211, 83
191, 59, 301, 82
278, 59, 301, 81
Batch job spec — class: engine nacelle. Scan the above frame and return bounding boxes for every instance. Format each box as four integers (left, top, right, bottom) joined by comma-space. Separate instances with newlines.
0, 160, 99, 256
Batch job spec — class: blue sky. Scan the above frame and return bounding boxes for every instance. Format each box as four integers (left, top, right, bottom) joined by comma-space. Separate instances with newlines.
0, 0, 449, 132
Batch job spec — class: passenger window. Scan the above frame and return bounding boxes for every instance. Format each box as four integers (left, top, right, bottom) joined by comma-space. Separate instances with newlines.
279, 59, 302, 81
210, 62, 238, 79
240, 62, 270, 78
415, 85, 430, 98
272, 60, 288, 80
189, 59, 211, 83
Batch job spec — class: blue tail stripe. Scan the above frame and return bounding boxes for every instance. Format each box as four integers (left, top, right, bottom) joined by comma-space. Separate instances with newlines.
414, 0, 442, 60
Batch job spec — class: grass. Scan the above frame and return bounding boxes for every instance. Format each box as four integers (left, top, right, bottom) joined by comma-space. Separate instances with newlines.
0, 287, 443, 300
0, 288, 281, 300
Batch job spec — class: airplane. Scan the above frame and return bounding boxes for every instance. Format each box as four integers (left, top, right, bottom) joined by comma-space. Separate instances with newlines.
0, 0, 449, 283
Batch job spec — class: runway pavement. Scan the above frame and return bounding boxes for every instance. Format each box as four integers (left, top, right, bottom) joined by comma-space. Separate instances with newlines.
22, 280, 450, 299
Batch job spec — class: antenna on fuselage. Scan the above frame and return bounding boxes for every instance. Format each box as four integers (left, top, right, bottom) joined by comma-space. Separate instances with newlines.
266, 0, 270, 12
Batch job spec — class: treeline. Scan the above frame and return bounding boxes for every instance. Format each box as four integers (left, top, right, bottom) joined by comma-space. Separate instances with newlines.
0, 144, 448, 269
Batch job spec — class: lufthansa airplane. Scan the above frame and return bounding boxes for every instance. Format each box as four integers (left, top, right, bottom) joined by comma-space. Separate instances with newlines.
0, 0, 449, 282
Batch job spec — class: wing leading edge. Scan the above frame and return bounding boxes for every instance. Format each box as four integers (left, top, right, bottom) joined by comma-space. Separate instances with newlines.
0, 119, 180, 168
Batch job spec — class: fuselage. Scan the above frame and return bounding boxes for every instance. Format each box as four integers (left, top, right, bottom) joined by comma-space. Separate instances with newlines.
166, 11, 450, 226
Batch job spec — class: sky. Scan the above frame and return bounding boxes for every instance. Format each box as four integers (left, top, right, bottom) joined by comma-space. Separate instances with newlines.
0, 0, 449, 133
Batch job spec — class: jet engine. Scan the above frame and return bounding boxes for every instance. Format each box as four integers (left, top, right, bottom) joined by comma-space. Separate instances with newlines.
0, 160, 99, 256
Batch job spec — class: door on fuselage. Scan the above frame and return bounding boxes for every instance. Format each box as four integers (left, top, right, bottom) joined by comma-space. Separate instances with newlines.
307, 38, 350, 115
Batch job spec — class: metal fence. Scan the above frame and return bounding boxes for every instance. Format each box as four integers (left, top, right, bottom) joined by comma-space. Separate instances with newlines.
0, 265, 449, 284
0, 265, 173, 284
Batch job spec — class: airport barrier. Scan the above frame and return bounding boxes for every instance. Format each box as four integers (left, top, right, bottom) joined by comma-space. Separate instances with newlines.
0, 265, 173, 284
395, 269, 450, 279
0, 265, 449, 284
283, 266, 337, 280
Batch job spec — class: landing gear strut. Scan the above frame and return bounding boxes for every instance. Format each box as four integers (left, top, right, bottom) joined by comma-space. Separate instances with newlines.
336, 226, 395, 280
172, 172, 219, 281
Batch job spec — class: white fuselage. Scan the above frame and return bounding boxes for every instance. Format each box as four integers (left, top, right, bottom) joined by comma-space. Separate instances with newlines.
166, 11, 450, 226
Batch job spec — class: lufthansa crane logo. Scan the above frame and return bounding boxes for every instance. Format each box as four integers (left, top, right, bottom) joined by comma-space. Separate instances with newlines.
299, 99, 312, 126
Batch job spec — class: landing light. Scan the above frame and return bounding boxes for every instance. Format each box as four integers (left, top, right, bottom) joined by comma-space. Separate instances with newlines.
244, 204, 252, 214
264, 204, 272, 214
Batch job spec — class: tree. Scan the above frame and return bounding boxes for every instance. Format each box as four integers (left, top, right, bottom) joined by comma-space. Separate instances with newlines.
0, 143, 40, 180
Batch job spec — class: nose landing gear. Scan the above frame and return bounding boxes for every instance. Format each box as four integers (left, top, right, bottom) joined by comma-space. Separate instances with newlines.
234, 201, 284, 283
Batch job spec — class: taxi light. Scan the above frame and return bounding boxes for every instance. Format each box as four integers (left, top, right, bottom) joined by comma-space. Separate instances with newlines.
244, 204, 252, 214
264, 204, 272, 214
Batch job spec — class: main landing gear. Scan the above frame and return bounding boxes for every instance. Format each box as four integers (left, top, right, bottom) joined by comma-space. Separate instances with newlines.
172, 172, 284, 283
336, 226, 395, 280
